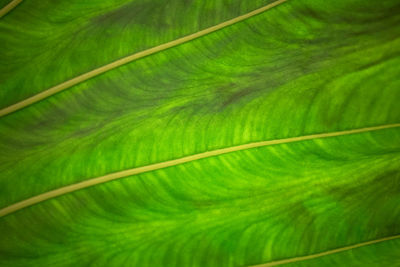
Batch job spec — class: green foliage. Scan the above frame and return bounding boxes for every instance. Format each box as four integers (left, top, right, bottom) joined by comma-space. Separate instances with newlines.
0, 0, 399, 266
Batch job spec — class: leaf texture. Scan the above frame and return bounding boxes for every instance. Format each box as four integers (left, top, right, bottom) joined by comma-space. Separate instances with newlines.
0, 0, 276, 108
0, 0, 400, 266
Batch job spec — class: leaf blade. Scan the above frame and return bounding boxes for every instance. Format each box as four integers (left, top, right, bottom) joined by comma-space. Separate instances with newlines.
0, 0, 400, 266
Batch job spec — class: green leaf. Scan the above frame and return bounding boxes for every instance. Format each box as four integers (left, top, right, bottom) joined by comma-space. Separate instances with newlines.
0, 0, 400, 266
0, 0, 276, 108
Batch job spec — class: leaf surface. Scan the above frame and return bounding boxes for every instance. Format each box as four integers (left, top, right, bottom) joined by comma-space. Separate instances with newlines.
0, 0, 400, 266
0, 0, 275, 108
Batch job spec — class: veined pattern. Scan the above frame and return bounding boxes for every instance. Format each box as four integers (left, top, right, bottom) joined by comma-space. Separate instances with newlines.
0, 0, 399, 266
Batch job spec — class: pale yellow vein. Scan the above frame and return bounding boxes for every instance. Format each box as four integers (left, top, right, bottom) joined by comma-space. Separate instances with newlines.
0, 0, 22, 18
0, 0, 287, 117
252, 234, 400, 266
0, 123, 399, 218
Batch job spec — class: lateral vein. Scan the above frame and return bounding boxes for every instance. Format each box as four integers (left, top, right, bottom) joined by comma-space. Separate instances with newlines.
0, 123, 399, 218
252, 234, 400, 266
0, 0, 22, 18
0, 0, 287, 118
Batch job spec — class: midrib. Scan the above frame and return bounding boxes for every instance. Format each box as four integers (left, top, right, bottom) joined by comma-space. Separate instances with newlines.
0, 0, 288, 117
1, 123, 399, 218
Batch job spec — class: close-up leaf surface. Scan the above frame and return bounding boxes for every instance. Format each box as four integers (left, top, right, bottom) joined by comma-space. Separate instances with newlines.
0, 0, 400, 266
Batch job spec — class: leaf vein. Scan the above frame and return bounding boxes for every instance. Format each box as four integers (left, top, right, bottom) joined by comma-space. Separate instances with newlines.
0, 0, 287, 117
252, 234, 400, 266
0, 0, 22, 18
0, 123, 398, 218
